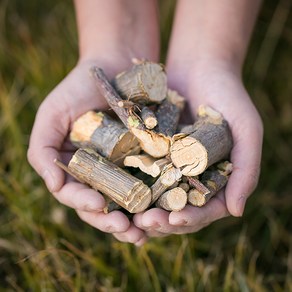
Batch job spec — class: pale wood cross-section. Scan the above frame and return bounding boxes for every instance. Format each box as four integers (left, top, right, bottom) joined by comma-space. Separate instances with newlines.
156, 187, 187, 211
124, 154, 170, 178
150, 165, 182, 204
188, 161, 232, 207
91, 67, 171, 158
70, 111, 140, 166
113, 60, 167, 104
170, 105, 233, 176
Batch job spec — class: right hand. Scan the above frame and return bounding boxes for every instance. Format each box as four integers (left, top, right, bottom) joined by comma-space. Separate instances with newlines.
27, 59, 147, 246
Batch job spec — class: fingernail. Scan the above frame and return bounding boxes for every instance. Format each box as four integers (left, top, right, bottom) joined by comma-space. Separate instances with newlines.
237, 196, 247, 217
144, 222, 161, 230
135, 238, 147, 247
170, 219, 187, 226
42, 169, 55, 192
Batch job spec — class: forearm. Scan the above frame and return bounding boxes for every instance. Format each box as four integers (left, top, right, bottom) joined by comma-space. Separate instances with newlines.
74, 0, 159, 71
167, 0, 262, 81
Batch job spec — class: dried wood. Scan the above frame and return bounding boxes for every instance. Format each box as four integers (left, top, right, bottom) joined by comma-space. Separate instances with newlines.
150, 165, 182, 204
188, 161, 232, 207
124, 154, 170, 178
155, 89, 185, 137
170, 105, 233, 176
66, 148, 151, 213
70, 111, 140, 166
91, 67, 170, 158
113, 61, 167, 104
155, 187, 187, 211
140, 106, 158, 129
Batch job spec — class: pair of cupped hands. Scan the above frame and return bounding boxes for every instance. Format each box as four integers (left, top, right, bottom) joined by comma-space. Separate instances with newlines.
28, 54, 263, 246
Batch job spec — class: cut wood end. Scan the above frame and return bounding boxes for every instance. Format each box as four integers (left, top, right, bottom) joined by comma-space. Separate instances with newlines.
156, 187, 187, 212
127, 183, 152, 213
170, 136, 208, 176
70, 111, 104, 142
188, 189, 206, 207
110, 132, 140, 166
167, 89, 185, 110
140, 63, 167, 103
217, 161, 233, 175
124, 154, 166, 177
160, 167, 182, 187
131, 57, 147, 65
144, 116, 158, 129
197, 105, 223, 124
131, 127, 170, 158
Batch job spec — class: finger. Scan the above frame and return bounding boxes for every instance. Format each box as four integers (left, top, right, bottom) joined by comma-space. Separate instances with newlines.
226, 119, 263, 216
134, 208, 182, 235
27, 99, 69, 193
76, 210, 130, 233
133, 208, 170, 230
53, 181, 105, 211
169, 191, 229, 228
113, 223, 147, 245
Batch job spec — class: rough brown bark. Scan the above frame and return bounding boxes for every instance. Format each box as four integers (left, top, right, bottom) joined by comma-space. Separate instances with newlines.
155, 89, 185, 137
113, 61, 167, 104
70, 111, 140, 166
91, 67, 170, 158
140, 106, 158, 129
150, 165, 182, 204
155, 187, 187, 211
188, 161, 232, 207
66, 148, 151, 213
170, 105, 233, 176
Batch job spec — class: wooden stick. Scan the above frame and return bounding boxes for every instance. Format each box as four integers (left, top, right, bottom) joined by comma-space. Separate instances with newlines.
188, 161, 232, 207
170, 105, 233, 176
70, 111, 140, 166
155, 89, 185, 137
103, 198, 122, 214
140, 106, 158, 129
150, 165, 182, 204
90, 67, 140, 129
178, 182, 190, 193
155, 187, 187, 211
124, 154, 170, 178
112, 61, 167, 104
91, 67, 170, 158
67, 148, 151, 213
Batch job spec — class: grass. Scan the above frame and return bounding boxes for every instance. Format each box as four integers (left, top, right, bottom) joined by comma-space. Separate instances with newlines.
0, 0, 291, 291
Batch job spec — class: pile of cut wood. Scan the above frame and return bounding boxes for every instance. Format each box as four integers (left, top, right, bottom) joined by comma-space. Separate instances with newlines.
55, 60, 233, 214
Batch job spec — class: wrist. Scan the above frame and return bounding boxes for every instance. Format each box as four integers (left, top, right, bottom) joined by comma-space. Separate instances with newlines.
166, 57, 242, 97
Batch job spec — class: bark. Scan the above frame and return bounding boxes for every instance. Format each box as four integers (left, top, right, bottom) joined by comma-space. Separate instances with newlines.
91, 66, 170, 158
113, 61, 167, 104
70, 111, 140, 166
155, 187, 187, 211
188, 161, 232, 207
170, 105, 233, 176
150, 165, 182, 204
67, 148, 151, 213
155, 89, 185, 137
140, 106, 158, 129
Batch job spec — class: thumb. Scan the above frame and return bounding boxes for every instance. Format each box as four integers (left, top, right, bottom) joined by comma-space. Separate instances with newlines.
225, 122, 263, 216
27, 100, 69, 192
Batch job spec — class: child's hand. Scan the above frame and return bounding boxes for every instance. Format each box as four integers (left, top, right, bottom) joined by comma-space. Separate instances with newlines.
27, 59, 147, 245
133, 63, 263, 237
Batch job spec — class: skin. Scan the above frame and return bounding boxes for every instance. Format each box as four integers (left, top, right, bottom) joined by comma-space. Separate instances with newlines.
134, 0, 263, 238
27, 0, 159, 245
28, 0, 263, 244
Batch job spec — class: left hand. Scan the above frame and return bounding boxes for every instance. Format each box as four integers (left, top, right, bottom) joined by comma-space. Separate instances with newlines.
133, 62, 263, 237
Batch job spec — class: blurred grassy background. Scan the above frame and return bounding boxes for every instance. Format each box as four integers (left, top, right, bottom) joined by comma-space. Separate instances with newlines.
0, 0, 291, 291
